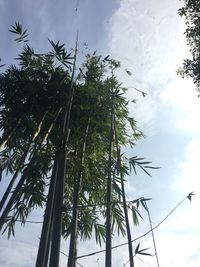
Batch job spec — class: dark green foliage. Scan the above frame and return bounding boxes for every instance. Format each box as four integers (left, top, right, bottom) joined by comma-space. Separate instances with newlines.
129, 156, 160, 177
134, 243, 152, 256
0, 22, 158, 267
178, 0, 200, 91
9, 22, 28, 43
187, 191, 195, 201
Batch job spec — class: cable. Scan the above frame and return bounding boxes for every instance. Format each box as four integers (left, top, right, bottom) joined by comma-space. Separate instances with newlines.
76, 194, 193, 259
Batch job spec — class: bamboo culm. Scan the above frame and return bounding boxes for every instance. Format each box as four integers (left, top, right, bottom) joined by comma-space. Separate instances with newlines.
48, 34, 78, 267
67, 115, 91, 267
105, 89, 114, 267
114, 115, 134, 267
35, 157, 58, 267
0, 110, 61, 231
0, 118, 21, 151
0, 111, 48, 213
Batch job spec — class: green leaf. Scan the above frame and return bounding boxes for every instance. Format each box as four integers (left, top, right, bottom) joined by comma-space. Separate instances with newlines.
125, 69, 132, 76
187, 192, 195, 202
137, 247, 152, 256
135, 243, 140, 254
135, 243, 152, 256
9, 22, 28, 43
0, 58, 5, 68
131, 206, 142, 225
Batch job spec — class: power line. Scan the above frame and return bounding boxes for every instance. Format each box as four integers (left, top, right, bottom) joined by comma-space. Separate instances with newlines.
15, 193, 194, 260
76, 193, 194, 259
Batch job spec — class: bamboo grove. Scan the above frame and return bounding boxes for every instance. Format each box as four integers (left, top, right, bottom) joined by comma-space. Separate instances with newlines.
0, 23, 157, 267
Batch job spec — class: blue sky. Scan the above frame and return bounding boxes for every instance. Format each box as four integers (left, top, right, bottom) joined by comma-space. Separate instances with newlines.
1, 0, 200, 266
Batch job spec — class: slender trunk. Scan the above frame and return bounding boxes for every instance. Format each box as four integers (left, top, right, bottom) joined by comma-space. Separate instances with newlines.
43, 188, 58, 267
42, 108, 62, 144
105, 90, 114, 267
0, 110, 61, 231
48, 131, 69, 267
145, 201, 160, 267
0, 118, 21, 151
35, 109, 63, 267
114, 117, 134, 267
67, 116, 90, 267
0, 112, 48, 213
67, 176, 80, 267
0, 152, 37, 230
119, 161, 134, 267
48, 34, 78, 267
35, 157, 58, 267
0, 138, 32, 213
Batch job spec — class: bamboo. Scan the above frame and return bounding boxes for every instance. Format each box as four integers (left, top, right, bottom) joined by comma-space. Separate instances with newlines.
0, 110, 61, 231
0, 118, 21, 151
0, 138, 32, 213
48, 142, 67, 267
114, 116, 134, 267
67, 115, 91, 267
105, 88, 114, 267
0, 111, 48, 213
48, 34, 78, 267
35, 108, 63, 267
35, 158, 58, 267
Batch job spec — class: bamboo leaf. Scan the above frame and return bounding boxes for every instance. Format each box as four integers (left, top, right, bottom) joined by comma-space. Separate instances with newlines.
187, 192, 195, 202
135, 243, 140, 254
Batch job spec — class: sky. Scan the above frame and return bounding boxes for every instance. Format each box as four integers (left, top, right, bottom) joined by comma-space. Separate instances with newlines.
1, 0, 200, 266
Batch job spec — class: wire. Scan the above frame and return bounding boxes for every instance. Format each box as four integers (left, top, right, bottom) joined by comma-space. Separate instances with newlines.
76, 195, 191, 259
15, 194, 193, 260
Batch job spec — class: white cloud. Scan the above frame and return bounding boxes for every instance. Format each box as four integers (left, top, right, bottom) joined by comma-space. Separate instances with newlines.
160, 76, 200, 133
0, 239, 37, 267
172, 138, 200, 193
108, 0, 189, 135
107, 2, 200, 267
1, 1, 200, 267
153, 231, 200, 267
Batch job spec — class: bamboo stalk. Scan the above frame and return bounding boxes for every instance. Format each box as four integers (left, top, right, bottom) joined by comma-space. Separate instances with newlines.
48, 142, 67, 267
145, 201, 160, 267
0, 153, 36, 230
0, 138, 32, 213
48, 34, 78, 267
0, 118, 21, 151
114, 116, 134, 267
67, 115, 91, 267
105, 87, 114, 267
35, 157, 58, 267
34, 109, 63, 267
0, 110, 61, 231
0, 111, 48, 213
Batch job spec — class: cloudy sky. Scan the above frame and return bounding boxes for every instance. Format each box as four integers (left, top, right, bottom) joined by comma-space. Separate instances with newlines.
1, 0, 200, 266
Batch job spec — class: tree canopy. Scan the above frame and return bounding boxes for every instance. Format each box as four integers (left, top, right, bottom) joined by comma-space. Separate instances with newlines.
0, 23, 157, 267
178, 0, 200, 92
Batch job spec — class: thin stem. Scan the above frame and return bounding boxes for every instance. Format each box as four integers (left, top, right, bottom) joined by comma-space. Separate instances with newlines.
0, 111, 48, 213
67, 115, 91, 267
144, 201, 160, 267
35, 157, 58, 267
0, 118, 21, 151
49, 33, 78, 267
105, 85, 114, 267
114, 114, 134, 267
0, 110, 60, 231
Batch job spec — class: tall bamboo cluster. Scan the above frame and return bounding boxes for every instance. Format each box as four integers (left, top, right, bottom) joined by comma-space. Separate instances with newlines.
0, 24, 146, 267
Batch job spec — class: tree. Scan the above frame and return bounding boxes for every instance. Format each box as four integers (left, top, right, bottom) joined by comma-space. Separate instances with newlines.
0, 23, 156, 267
178, 0, 200, 92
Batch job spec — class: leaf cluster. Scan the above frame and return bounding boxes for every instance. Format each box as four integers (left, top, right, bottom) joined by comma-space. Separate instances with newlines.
0, 24, 154, 251
178, 0, 200, 91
